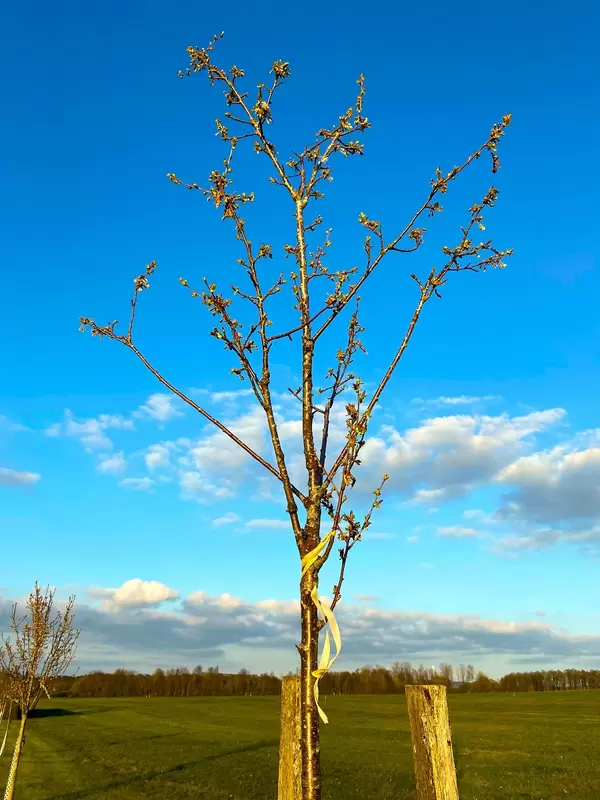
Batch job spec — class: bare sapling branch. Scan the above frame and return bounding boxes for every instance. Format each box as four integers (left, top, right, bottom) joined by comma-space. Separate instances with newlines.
0, 584, 79, 716
1, 583, 79, 800
79, 32, 512, 800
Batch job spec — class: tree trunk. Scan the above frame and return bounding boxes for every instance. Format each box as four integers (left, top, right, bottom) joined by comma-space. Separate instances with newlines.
3, 712, 26, 800
299, 567, 321, 800
0, 702, 12, 758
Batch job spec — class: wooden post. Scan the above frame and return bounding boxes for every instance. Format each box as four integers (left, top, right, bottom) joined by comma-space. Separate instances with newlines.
278, 675, 302, 800
405, 685, 459, 800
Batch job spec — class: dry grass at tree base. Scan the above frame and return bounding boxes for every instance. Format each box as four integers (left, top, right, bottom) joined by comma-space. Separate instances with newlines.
1, 691, 598, 799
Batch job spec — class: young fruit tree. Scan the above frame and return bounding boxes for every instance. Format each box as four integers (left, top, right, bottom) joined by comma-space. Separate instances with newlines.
0, 584, 79, 800
79, 33, 512, 799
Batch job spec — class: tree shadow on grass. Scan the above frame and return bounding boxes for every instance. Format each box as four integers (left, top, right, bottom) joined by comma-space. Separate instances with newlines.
45, 739, 279, 799
31, 705, 126, 718
204, 738, 278, 762
29, 708, 82, 719
101, 732, 180, 746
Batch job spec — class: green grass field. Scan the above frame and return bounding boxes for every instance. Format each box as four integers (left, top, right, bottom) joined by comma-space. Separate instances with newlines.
1, 691, 599, 798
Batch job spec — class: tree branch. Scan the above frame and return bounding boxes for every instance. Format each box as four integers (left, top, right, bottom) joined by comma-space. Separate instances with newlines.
78, 315, 307, 505
268, 116, 511, 345
323, 185, 513, 490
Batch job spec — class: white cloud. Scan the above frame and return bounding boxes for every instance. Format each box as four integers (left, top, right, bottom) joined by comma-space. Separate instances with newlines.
359, 408, 565, 504
244, 518, 289, 531
161, 405, 281, 502
276, 418, 304, 442
406, 536, 419, 543
255, 598, 300, 615
119, 401, 566, 517
179, 471, 234, 502
191, 406, 266, 472
134, 393, 183, 424
438, 526, 481, 539
6, 586, 600, 675
496, 444, 600, 525
97, 451, 127, 474
191, 388, 254, 404
0, 466, 40, 487
492, 526, 600, 555
485, 438, 600, 555
0, 415, 29, 433
250, 475, 285, 505
118, 477, 155, 492
412, 488, 451, 505
209, 389, 254, 403
215, 593, 242, 609
173, 401, 344, 504
44, 391, 582, 548
46, 409, 134, 451
43, 423, 62, 438
212, 512, 241, 527
186, 590, 243, 609
145, 444, 171, 471
412, 395, 502, 408
89, 579, 179, 611
463, 509, 486, 521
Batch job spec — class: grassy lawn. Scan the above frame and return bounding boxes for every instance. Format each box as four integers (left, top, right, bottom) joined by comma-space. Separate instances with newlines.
0, 691, 598, 798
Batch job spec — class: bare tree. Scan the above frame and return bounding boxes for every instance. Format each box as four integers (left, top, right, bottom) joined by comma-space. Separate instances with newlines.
80, 33, 512, 799
439, 663, 454, 686
0, 584, 79, 800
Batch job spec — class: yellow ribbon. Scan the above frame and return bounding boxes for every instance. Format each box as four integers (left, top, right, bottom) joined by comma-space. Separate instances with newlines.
300, 530, 342, 724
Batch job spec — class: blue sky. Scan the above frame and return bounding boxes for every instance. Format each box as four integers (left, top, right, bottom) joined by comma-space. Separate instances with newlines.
1, 0, 599, 677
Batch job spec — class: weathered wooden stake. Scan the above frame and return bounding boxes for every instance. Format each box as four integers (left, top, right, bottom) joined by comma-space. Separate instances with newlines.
278, 675, 302, 800
405, 685, 459, 800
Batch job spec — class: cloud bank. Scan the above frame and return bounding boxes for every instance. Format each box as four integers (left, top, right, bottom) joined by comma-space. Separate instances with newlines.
2, 582, 599, 676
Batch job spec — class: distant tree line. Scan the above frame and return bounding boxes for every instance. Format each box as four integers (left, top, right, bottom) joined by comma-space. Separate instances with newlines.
498, 668, 600, 693
50, 666, 281, 698
36, 663, 600, 699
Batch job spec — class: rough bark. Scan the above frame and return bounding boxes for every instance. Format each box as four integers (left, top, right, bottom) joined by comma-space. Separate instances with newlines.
299, 566, 321, 800
278, 676, 302, 800
405, 685, 459, 800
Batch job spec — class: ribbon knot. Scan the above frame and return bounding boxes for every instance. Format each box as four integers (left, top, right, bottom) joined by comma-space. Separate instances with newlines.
300, 530, 342, 724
